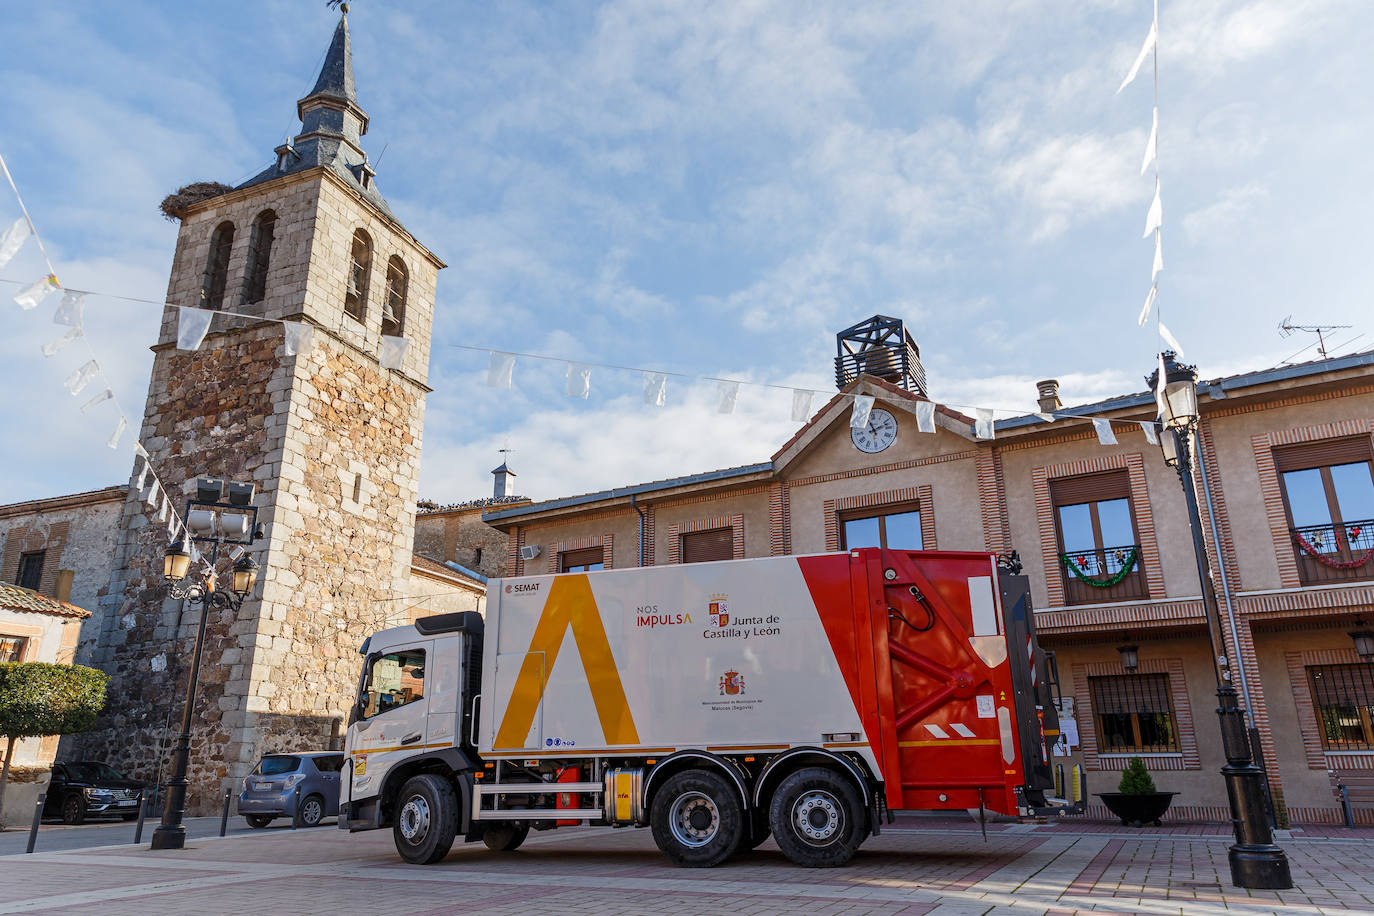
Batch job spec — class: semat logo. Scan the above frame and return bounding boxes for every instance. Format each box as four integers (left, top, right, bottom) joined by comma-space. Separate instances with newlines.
505, 582, 540, 595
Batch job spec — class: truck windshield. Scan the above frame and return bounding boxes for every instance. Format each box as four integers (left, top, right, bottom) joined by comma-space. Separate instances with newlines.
361, 648, 426, 718
254, 756, 300, 775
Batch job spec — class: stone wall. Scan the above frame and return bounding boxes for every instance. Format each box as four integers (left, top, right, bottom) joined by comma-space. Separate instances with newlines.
414, 507, 511, 577
0, 489, 124, 620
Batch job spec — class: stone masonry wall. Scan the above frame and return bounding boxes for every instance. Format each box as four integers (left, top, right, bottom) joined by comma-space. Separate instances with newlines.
414, 508, 511, 577
0, 492, 123, 619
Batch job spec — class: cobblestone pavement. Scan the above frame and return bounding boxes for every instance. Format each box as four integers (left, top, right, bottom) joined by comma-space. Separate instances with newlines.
3, 817, 1373, 915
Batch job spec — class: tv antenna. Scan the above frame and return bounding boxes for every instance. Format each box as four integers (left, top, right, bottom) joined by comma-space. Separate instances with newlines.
1278, 316, 1352, 360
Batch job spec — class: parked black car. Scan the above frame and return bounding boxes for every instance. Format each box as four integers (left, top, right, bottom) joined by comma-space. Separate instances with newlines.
43, 761, 144, 825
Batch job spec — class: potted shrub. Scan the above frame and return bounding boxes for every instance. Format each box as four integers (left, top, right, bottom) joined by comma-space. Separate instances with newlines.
1096, 757, 1177, 827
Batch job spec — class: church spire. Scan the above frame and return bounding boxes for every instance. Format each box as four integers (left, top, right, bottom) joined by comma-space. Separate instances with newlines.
296, 8, 369, 150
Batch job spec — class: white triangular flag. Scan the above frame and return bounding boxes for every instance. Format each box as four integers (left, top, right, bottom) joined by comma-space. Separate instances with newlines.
791, 390, 813, 423
81, 389, 113, 413
717, 381, 739, 414
1035, 412, 1057, 423
1143, 179, 1162, 238
643, 372, 666, 407
14, 274, 58, 310
1141, 107, 1158, 175
42, 326, 82, 357
565, 363, 590, 399
380, 335, 408, 370
1151, 231, 1163, 283
850, 395, 875, 429
1116, 18, 1157, 95
1159, 320, 1184, 357
106, 415, 127, 450
177, 307, 213, 350
974, 408, 995, 440
158, 493, 169, 523
1140, 421, 1158, 445
1137, 284, 1158, 327
53, 290, 85, 327
915, 401, 936, 433
134, 455, 150, 490
1093, 418, 1118, 446
487, 352, 515, 389
64, 360, 100, 396
1155, 352, 1170, 420
0, 218, 30, 269
283, 321, 314, 357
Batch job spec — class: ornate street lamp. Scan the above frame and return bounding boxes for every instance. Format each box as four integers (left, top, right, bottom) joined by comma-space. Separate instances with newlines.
1147, 352, 1291, 889
1350, 622, 1374, 662
150, 478, 260, 852
1117, 643, 1140, 674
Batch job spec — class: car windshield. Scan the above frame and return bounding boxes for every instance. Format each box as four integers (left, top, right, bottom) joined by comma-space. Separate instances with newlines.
254, 756, 301, 776
63, 762, 125, 782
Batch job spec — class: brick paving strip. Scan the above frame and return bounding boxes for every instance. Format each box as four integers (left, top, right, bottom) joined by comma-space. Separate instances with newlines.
4, 825, 1374, 916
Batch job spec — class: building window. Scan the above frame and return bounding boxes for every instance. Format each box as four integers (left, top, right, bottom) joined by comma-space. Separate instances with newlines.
360, 648, 425, 719
473, 547, 483, 567
559, 547, 604, 573
1089, 673, 1180, 753
681, 528, 733, 564
1051, 471, 1147, 604
345, 229, 372, 322
839, 503, 922, 550
241, 210, 276, 304
15, 550, 44, 592
202, 221, 235, 310
1308, 663, 1374, 750
1276, 438, 1374, 585
382, 256, 407, 337
0, 635, 27, 663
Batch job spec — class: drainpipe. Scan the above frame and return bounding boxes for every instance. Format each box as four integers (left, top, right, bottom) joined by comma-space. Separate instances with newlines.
1196, 433, 1254, 723
630, 493, 646, 567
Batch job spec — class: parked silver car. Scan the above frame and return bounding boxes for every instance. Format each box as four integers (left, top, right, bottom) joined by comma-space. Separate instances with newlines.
238, 752, 344, 828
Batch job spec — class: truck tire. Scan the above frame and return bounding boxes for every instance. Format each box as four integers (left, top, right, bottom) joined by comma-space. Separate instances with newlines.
482, 822, 529, 851
393, 774, 459, 865
768, 767, 865, 868
650, 769, 745, 868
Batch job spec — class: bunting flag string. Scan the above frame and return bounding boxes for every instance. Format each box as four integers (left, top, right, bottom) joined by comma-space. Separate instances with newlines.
1139, 421, 1158, 445
80, 389, 113, 413
63, 360, 99, 396
1115, 16, 1157, 94
850, 395, 875, 429
915, 401, 937, 434
644, 372, 667, 408
177, 306, 213, 350
379, 335, 408, 370
42, 325, 82, 357
0, 218, 30, 270
974, 408, 995, 440
565, 363, 590, 399
791, 389, 813, 423
53, 290, 84, 326
1159, 320, 1184, 357
486, 351, 515, 389
14, 273, 58, 310
1093, 418, 1118, 446
284, 321, 314, 358
716, 380, 739, 415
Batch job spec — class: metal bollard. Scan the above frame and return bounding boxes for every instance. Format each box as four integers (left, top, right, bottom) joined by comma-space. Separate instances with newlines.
26, 793, 45, 854
134, 791, 149, 845
1340, 783, 1355, 829
292, 786, 301, 829
220, 790, 231, 837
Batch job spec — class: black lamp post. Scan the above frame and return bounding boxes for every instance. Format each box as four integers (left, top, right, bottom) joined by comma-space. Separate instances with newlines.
150, 479, 260, 851
1148, 352, 1291, 889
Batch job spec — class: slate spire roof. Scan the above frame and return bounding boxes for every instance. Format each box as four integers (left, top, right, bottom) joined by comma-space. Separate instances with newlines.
237, 8, 398, 223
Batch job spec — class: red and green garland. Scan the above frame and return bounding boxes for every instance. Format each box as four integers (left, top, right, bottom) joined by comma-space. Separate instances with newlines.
1295, 528, 1373, 570
1062, 547, 1138, 588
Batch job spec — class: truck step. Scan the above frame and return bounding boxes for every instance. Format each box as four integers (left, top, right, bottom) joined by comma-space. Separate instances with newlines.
476, 782, 604, 795
473, 807, 601, 821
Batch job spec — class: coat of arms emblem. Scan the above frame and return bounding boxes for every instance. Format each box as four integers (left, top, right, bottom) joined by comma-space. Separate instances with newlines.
719, 669, 745, 696
708, 595, 729, 627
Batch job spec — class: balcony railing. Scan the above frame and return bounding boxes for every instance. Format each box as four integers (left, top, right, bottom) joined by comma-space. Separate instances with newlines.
1061, 543, 1148, 605
1292, 519, 1374, 585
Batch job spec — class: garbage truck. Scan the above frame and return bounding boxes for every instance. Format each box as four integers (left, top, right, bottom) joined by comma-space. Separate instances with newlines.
340, 548, 1083, 867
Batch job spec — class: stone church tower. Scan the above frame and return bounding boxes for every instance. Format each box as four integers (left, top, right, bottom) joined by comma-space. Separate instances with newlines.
76, 11, 444, 807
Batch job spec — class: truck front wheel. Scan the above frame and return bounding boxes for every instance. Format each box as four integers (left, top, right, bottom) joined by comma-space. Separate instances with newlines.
768, 767, 865, 867
393, 774, 459, 865
650, 770, 745, 868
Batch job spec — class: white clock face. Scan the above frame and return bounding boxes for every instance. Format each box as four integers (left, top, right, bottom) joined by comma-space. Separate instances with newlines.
851, 407, 898, 453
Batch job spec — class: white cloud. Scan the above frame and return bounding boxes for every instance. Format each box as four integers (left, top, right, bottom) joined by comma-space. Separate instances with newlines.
1182, 183, 1270, 241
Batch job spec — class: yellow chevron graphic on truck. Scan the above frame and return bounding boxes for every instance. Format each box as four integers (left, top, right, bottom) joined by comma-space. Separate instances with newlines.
495, 574, 640, 748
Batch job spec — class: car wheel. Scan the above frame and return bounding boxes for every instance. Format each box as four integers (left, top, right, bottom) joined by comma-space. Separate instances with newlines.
649, 769, 745, 868
299, 794, 325, 828
768, 767, 865, 868
393, 774, 459, 865
61, 794, 86, 826
482, 822, 529, 851
245, 815, 274, 829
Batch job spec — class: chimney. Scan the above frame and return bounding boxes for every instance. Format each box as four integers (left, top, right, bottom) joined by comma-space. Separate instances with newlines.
491, 460, 516, 500
1036, 379, 1062, 413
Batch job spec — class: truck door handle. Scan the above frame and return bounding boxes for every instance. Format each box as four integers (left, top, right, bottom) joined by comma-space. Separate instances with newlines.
401, 733, 422, 745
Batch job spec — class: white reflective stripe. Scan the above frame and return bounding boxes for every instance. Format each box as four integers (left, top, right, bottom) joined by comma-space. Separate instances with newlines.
998, 706, 1015, 764
923, 724, 950, 739
951, 723, 976, 738
968, 576, 996, 636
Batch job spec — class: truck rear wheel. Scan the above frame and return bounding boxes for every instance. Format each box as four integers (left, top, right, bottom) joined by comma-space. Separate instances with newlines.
768, 767, 864, 868
393, 774, 459, 865
482, 822, 529, 851
650, 770, 745, 868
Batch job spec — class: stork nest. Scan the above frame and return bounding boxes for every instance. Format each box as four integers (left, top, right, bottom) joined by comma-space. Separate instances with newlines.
159, 182, 235, 222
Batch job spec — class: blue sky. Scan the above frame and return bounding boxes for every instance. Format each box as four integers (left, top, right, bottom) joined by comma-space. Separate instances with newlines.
1, 0, 1370, 506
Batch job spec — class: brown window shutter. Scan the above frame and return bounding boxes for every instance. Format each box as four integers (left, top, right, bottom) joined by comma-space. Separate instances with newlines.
681, 528, 734, 563
1274, 437, 1374, 473
1050, 470, 1132, 506
560, 547, 604, 571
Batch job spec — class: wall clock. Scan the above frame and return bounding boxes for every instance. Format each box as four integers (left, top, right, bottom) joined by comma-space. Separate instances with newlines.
851, 407, 898, 453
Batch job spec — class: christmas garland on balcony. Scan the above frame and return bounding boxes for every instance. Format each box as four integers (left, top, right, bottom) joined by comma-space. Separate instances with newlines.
1061, 547, 1138, 588
1294, 529, 1374, 570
